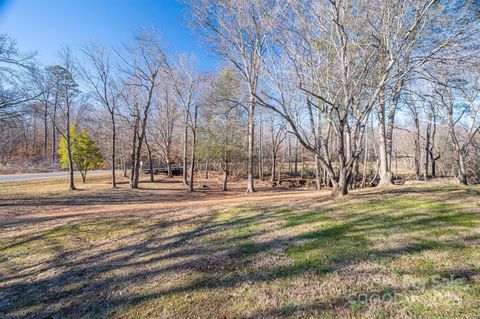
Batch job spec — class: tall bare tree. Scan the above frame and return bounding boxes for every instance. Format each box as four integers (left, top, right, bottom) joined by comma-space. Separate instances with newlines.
49, 48, 79, 190
117, 30, 166, 189
435, 75, 480, 185
80, 43, 121, 188
164, 54, 201, 191
268, 114, 286, 188
149, 78, 179, 178
184, 0, 275, 193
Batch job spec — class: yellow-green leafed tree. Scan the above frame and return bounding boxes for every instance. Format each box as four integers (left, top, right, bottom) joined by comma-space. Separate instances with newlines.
58, 125, 104, 183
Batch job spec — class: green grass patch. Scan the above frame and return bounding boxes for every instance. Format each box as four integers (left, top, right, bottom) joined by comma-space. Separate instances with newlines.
282, 210, 333, 228
285, 222, 368, 274
1, 184, 480, 318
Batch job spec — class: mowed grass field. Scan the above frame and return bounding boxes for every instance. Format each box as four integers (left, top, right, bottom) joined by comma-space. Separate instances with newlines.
0, 174, 479, 318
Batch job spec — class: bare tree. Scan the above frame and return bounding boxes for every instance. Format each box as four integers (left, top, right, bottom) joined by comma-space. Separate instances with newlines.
405, 95, 423, 180
425, 100, 441, 178
376, 0, 480, 185
50, 48, 80, 190
164, 54, 201, 191
149, 78, 179, 178
435, 75, 480, 185
32, 68, 55, 162
255, 1, 382, 196
184, 0, 275, 193
117, 30, 166, 189
144, 134, 155, 182
80, 43, 121, 188
268, 114, 286, 188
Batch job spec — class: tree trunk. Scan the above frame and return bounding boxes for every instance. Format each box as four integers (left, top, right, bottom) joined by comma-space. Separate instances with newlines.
301, 146, 305, 178
189, 105, 198, 192
44, 103, 48, 161
424, 113, 431, 181
271, 153, 276, 188
378, 90, 393, 186
287, 135, 291, 177
446, 101, 468, 185
431, 155, 437, 177
145, 136, 154, 182
331, 180, 339, 197
457, 152, 468, 185
52, 100, 57, 163
130, 150, 136, 183
132, 160, 140, 188
133, 86, 155, 189
258, 110, 264, 181
66, 109, 76, 191
222, 125, 230, 191
429, 108, 439, 179
130, 115, 139, 185
182, 123, 189, 185
132, 100, 150, 189
336, 123, 349, 196
315, 153, 321, 190
386, 107, 397, 173
111, 112, 117, 188
315, 106, 323, 190
122, 157, 128, 178
222, 161, 228, 191
189, 138, 196, 192
246, 93, 255, 193
339, 170, 349, 196
414, 113, 421, 180
362, 115, 369, 187
132, 130, 145, 189
32, 117, 37, 158
131, 139, 141, 188
294, 137, 299, 177
167, 159, 173, 178
204, 160, 209, 179
351, 158, 359, 190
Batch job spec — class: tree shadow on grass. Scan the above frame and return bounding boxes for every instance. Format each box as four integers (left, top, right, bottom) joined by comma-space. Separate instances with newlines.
0, 186, 479, 318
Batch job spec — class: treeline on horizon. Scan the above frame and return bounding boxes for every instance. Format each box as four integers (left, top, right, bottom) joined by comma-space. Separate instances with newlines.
1, 0, 480, 196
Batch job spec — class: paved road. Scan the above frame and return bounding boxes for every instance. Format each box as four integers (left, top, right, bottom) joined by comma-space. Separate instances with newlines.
0, 170, 111, 183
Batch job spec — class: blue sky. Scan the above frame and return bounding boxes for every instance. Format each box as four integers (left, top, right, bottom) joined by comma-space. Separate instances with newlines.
0, 0, 217, 70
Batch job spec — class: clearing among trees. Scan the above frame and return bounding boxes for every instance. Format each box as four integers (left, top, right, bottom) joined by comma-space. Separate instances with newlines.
1, 1, 480, 318
0, 174, 478, 318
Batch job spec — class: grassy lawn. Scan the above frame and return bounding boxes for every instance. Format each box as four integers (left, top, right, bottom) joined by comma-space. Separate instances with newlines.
0, 176, 479, 318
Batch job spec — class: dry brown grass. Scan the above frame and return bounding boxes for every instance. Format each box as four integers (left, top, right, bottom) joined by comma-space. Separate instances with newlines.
0, 174, 479, 318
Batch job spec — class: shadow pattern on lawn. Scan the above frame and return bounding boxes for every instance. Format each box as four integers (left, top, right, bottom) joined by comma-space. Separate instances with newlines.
0, 185, 479, 318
